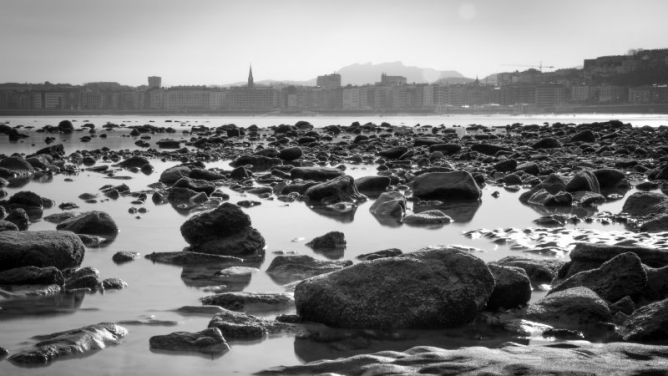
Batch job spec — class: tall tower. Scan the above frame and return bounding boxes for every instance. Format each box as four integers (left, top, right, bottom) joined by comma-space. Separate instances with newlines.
247, 65, 254, 88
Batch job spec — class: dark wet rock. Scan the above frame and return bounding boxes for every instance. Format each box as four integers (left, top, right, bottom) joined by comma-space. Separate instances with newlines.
532, 137, 562, 149
145, 251, 243, 266
0, 156, 35, 177
6, 191, 46, 217
526, 287, 612, 330
594, 168, 630, 192
57, 119, 74, 133
102, 278, 127, 290
516, 162, 540, 175
619, 297, 668, 342
173, 177, 216, 195
159, 165, 191, 184
295, 248, 494, 329
208, 308, 286, 340
378, 146, 408, 159
167, 187, 203, 209
411, 171, 482, 201
230, 166, 251, 180
0, 346, 7, 358
561, 243, 668, 279
303, 175, 365, 206
403, 209, 452, 226
497, 256, 563, 286
201, 292, 294, 312
5, 208, 29, 230
572, 191, 606, 207
643, 265, 668, 303
33, 144, 65, 158
565, 170, 601, 193
357, 248, 402, 261
118, 156, 150, 169
290, 166, 344, 181
486, 263, 531, 310
149, 327, 229, 355
610, 296, 636, 315
180, 203, 265, 256
0, 219, 19, 231
368, 191, 405, 225
278, 147, 302, 161
56, 211, 118, 239
551, 252, 647, 303
429, 143, 461, 155
112, 251, 140, 264
306, 231, 346, 252
570, 129, 596, 143
258, 341, 668, 375
0, 231, 85, 271
230, 155, 282, 171
354, 176, 391, 196
493, 159, 517, 172
8, 322, 127, 366
0, 266, 64, 285
266, 255, 352, 285
64, 267, 100, 291
621, 191, 668, 232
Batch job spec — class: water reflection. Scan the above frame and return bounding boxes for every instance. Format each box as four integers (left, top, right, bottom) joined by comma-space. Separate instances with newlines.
413, 200, 482, 223
0, 290, 86, 319
307, 204, 358, 223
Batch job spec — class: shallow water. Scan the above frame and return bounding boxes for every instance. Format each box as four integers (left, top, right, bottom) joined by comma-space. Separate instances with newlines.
0, 115, 666, 375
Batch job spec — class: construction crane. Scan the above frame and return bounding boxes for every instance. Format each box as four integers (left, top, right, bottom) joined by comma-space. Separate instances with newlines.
501, 62, 555, 72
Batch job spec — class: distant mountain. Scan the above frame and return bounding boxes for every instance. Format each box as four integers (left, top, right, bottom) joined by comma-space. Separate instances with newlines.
335, 61, 470, 85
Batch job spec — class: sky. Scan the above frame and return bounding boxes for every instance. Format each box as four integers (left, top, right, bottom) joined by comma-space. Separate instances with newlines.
1, 0, 668, 86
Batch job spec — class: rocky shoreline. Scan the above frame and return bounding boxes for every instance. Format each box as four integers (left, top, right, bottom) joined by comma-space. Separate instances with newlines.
1, 118, 668, 374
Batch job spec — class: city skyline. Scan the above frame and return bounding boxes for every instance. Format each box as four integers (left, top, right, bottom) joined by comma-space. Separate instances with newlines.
2, 0, 668, 86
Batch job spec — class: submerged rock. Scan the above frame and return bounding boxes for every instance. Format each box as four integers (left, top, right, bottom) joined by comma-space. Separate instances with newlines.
411, 171, 482, 201
486, 263, 532, 310
207, 308, 282, 340
403, 209, 452, 226
55, 211, 118, 239
303, 175, 365, 206
295, 248, 494, 329
149, 327, 229, 355
561, 243, 668, 279
619, 297, 668, 342
180, 203, 265, 257
201, 292, 294, 312
8, 322, 127, 366
526, 287, 612, 330
0, 231, 85, 271
266, 255, 352, 285
0, 266, 64, 285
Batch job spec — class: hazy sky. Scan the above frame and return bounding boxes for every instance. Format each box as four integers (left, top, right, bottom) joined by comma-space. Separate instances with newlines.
1, 0, 668, 86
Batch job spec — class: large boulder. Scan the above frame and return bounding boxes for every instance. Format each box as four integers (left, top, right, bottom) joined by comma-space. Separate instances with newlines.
160, 165, 191, 184
354, 176, 391, 196
180, 203, 265, 257
486, 263, 532, 310
496, 256, 564, 286
411, 171, 482, 201
56, 211, 118, 239
619, 298, 668, 342
621, 191, 668, 232
8, 323, 127, 365
565, 170, 601, 194
0, 231, 85, 271
0, 266, 64, 285
295, 248, 495, 329
230, 155, 282, 171
0, 156, 35, 177
303, 175, 365, 206
266, 255, 352, 285
519, 174, 567, 204
550, 252, 647, 302
369, 191, 405, 225
525, 287, 612, 330
594, 168, 630, 192
201, 292, 294, 312
559, 243, 668, 279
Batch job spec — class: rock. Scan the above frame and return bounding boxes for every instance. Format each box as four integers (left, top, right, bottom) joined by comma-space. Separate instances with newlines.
429, 143, 461, 155
641, 214, 668, 232
621, 191, 668, 232
0, 156, 34, 177
303, 175, 365, 206
175, 305, 225, 315
570, 130, 596, 143
149, 327, 229, 355
173, 177, 216, 195
565, 170, 601, 193
378, 146, 408, 159
201, 292, 294, 312
517, 162, 540, 175
470, 143, 509, 156
64, 267, 100, 291
561, 243, 668, 279
156, 139, 181, 149
58, 119, 74, 133
525, 287, 612, 330
112, 251, 140, 264
550, 252, 647, 302
369, 191, 405, 225
258, 341, 668, 375
56, 211, 118, 240
278, 147, 302, 161
497, 256, 564, 286
145, 251, 243, 266
532, 137, 562, 149
619, 298, 668, 342
493, 159, 517, 172
519, 174, 567, 203
180, 203, 265, 256
357, 248, 403, 261
403, 209, 452, 226
354, 176, 391, 196
0, 219, 19, 232
411, 171, 482, 201
8, 322, 127, 365
5, 208, 29, 230
207, 309, 273, 340
231, 155, 282, 171
290, 166, 343, 181
159, 165, 191, 184
0, 266, 64, 285
0, 231, 85, 271
295, 248, 495, 329
486, 264, 532, 310
594, 168, 630, 192
643, 265, 668, 303
527, 189, 573, 207
306, 231, 346, 252
102, 278, 127, 290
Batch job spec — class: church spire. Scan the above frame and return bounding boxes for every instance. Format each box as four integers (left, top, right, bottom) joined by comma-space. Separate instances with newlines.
248, 65, 254, 88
